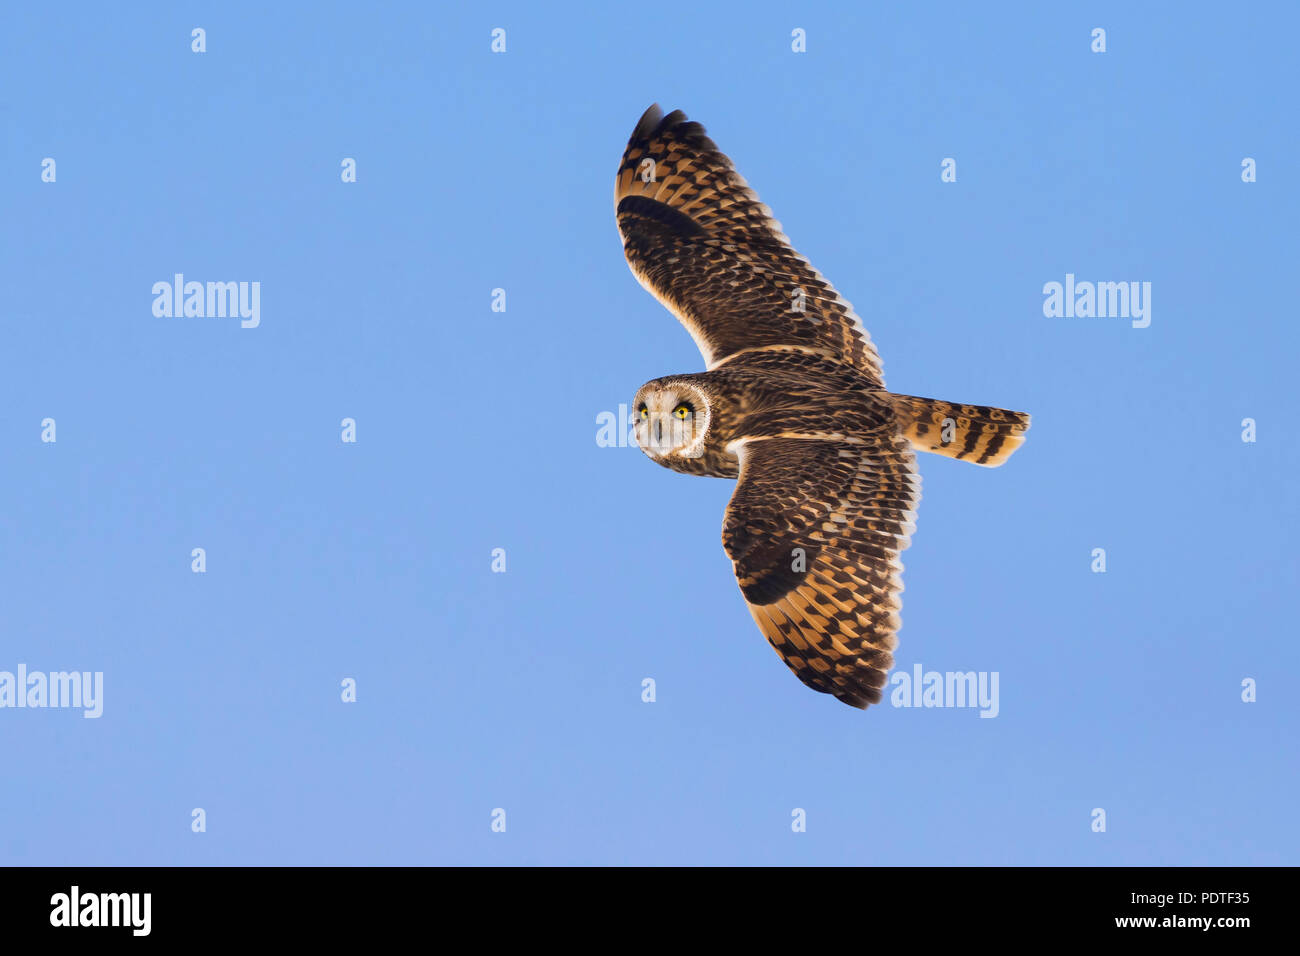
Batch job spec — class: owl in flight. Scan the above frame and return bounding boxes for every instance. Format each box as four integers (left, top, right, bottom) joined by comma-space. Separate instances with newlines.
616, 104, 1030, 709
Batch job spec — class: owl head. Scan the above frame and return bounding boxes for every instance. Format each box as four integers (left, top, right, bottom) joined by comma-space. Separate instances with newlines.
632, 378, 710, 461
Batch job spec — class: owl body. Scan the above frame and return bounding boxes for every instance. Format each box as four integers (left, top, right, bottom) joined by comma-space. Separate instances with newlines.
616, 105, 1030, 709
634, 351, 897, 479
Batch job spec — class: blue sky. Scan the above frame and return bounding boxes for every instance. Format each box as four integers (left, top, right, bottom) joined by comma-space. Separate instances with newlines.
1, 1, 1295, 865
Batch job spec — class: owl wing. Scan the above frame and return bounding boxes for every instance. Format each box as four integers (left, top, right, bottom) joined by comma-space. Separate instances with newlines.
616, 104, 885, 384
722, 434, 920, 709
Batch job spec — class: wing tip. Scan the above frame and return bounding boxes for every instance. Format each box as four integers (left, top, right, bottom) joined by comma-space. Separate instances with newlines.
630, 104, 718, 153
634, 103, 664, 136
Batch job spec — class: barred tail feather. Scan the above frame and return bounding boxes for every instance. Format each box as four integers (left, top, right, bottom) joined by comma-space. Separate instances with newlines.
889, 393, 1030, 467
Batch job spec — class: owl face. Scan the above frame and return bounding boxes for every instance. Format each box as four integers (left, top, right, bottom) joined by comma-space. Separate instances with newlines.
633, 380, 709, 460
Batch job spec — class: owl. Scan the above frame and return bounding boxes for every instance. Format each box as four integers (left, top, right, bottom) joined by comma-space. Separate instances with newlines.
616, 104, 1030, 709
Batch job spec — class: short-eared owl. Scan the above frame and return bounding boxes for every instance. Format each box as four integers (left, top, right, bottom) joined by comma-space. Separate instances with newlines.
616, 104, 1030, 709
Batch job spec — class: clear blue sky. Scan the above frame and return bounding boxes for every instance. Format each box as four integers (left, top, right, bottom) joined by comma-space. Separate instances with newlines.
2, 2, 1295, 865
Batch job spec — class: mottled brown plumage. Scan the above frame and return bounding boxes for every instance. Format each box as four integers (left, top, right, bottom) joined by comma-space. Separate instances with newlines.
618, 104, 1029, 709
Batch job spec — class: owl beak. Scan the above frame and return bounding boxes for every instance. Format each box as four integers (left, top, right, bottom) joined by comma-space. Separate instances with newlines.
654, 419, 663, 444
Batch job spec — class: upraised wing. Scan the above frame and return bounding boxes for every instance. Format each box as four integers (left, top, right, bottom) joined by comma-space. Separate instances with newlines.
616, 104, 885, 384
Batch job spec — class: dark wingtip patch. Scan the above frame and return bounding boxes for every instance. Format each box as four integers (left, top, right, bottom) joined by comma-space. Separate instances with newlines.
631, 105, 722, 154
634, 103, 663, 136
833, 688, 875, 709
659, 108, 688, 130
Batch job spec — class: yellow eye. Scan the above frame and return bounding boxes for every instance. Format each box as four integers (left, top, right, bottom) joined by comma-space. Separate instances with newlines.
640, 407, 648, 419
673, 405, 690, 419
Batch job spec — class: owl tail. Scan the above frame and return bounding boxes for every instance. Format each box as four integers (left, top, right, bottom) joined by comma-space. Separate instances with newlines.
888, 393, 1030, 467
